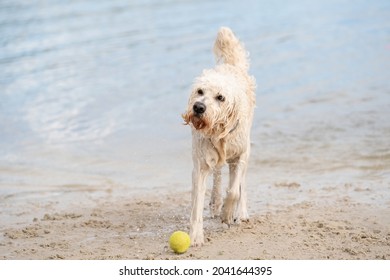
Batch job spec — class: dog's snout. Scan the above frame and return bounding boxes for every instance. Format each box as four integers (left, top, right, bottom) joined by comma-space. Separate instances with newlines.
193, 102, 206, 114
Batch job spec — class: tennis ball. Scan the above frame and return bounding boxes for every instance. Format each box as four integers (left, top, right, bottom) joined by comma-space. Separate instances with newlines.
169, 231, 191, 254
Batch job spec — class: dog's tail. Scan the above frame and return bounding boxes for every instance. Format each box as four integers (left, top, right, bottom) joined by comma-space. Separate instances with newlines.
213, 27, 249, 71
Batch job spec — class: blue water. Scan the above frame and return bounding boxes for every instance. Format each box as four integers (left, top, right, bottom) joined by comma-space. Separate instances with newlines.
0, 0, 389, 211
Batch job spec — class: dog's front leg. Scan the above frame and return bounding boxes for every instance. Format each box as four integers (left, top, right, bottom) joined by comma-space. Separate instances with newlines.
190, 162, 210, 246
235, 162, 249, 222
222, 158, 246, 225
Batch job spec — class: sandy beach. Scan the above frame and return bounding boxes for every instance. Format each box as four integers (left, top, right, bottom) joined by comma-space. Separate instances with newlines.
1, 184, 389, 260
1, 0, 389, 261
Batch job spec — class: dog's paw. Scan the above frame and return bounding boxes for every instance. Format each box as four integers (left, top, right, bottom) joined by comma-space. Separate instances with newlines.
221, 206, 234, 226
191, 238, 204, 247
209, 202, 222, 218
233, 209, 249, 224
191, 239, 204, 247
233, 217, 250, 224
190, 229, 204, 247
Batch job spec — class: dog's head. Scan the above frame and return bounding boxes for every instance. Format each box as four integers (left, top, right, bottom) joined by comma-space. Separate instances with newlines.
182, 67, 242, 138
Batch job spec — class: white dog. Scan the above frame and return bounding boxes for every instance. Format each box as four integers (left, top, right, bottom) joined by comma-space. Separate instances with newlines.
182, 27, 256, 246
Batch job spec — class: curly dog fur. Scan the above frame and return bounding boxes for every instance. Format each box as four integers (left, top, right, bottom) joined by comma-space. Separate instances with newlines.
182, 27, 256, 246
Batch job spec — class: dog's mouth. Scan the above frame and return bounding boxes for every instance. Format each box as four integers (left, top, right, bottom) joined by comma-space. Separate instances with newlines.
191, 114, 208, 130
182, 113, 208, 130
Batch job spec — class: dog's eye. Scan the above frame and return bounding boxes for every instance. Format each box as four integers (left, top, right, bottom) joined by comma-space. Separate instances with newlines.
197, 89, 204, 95
216, 94, 225, 102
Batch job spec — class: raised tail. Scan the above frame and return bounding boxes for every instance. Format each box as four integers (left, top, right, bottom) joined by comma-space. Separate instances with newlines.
213, 27, 249, 71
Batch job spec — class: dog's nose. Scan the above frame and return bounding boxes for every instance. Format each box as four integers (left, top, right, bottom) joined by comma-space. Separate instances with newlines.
193, 102, 206, 114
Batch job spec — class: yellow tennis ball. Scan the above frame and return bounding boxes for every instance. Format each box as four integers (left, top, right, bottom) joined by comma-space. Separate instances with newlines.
169, 231, 191, 254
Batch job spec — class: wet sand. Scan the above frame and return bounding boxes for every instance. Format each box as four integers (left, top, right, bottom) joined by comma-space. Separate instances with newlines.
1, 185, 389, 260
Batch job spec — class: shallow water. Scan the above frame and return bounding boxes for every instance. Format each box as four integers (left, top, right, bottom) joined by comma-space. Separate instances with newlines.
1, 0, 389, 216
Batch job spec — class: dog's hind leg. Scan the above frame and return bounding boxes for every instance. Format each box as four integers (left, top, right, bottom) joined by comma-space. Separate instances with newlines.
210, 168, 223, 218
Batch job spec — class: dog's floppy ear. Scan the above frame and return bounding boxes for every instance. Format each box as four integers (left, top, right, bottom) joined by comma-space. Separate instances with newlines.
182, 112, 190, 125
215, 102, 239, 140
210, 105, 239, 166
